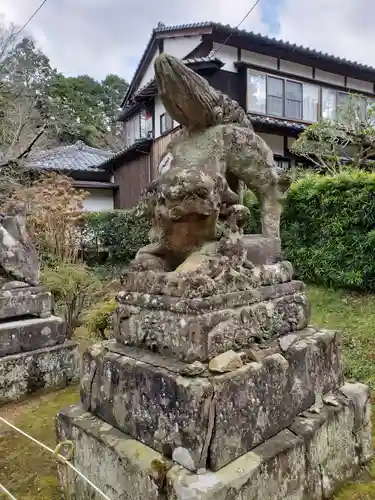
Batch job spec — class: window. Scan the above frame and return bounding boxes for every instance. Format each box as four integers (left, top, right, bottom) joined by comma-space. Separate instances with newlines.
160, 113, 174, 134
303, 84, 320, 122
285, 81, 303, 120
322, 88, 337, 119
367, 98, 375, 126
337, 92, 367, 123
123, 110, 148, 147
140, 112, 146, 138
246, 68, 373, 125
247, 70, 320, 122
267, 77, 284, 117
275, 157, 291, 170
145, 110, 153, 136
247, 70, 266, 114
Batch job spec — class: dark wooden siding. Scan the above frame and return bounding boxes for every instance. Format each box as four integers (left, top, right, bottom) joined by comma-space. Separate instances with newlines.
207, 70, 242, 104
114, 128, 181, 209
114, 154, 151, 209
150, 127, 181, 177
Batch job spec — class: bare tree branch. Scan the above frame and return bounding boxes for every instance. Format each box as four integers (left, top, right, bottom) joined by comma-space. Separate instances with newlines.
0, 123, 47, 168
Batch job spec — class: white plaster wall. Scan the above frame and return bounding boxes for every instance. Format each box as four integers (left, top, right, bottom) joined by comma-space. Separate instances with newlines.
315, 69, 345, 87
153, 96, 180, 138
164, 35, 202, 59
241, 49, 278, 70
137, 50, 159, 91
82, 188, 114, 212
279, 60, 313, 79
347, 77, 373, 94
212, 43, 238, 72
135, 36, 202, 93
154, 95, 165, 138
259, 133, 284, 156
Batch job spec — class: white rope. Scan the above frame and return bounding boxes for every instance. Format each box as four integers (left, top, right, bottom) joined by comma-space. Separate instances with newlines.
0, 483, 18, 500
0, 416, 112, 500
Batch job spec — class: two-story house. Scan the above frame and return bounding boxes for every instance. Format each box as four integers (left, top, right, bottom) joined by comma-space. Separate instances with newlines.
99, 21, 375, 208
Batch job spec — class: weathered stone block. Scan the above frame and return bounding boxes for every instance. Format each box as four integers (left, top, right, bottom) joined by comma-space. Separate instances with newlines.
0, 315, 66, 357
0, 285, 52, 320
56, 387, 372, 500
56, 407, 306, 500
340, 382, 373, 465
168, 430, 306, 500
209, 328, 343, 470
81, 327, 343, 472
0, 341, 79, 404
82, 343, 214, 471
290, 383, 372, 500
114, 280, 310, 362
241, 234, 282, 265
120, 261, 295, 298
56, 405, 166, 500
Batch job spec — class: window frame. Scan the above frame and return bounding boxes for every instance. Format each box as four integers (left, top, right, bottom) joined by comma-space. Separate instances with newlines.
160, 112, 174, 135
284, 80, 303, 120
266, 75, 285, 117
246, 69, 267, 114
246, 68, 375, 124
123, 109, 148, 147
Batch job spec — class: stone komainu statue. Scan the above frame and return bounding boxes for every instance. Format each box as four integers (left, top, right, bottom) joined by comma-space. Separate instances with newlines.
131, 53, 291, 273
0, 203, 40, 287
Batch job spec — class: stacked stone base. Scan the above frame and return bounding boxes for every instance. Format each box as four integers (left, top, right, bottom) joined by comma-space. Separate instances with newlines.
56, 381, 371, 500
55, 262, 372, 498
0, 286, 79, 404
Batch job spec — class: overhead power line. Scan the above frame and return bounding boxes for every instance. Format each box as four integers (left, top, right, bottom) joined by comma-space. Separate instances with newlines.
5, 0, 49, 48
211, 0, 262, 57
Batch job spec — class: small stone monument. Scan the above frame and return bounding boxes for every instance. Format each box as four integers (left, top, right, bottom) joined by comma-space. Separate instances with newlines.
56, 55, 372, 499
0, 205, 79, 403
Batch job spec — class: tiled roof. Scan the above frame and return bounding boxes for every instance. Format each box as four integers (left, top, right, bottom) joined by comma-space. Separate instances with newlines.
117, 56, 224, 121
157, 22, 375, 73
249, 114, 307, 132
119, 56, 224, 121
132, 56, 223, 99
98, 137, 153, 170
26, 141, 115, 172
123, 21, 375, 107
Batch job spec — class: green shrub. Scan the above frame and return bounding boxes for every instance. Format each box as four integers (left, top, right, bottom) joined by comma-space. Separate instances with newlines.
84, 297, 117, 340
82, 208, 150, 265
283, 170, 375, 290
243, 190, 261, 234
42, 262, 103, 338
243, 171, 375, 291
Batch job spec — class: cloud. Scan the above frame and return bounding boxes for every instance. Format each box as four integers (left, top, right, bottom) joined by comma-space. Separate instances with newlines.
0, 0, 268, 81
1, 0, 374, 83
277, 0, 375, 67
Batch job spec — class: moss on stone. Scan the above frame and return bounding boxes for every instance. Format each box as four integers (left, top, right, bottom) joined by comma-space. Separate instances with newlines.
1, 286, 375, 498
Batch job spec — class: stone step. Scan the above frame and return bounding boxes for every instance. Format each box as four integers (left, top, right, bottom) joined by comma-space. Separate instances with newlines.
114, 280, 310, 363
0, 286, 52, 321
80, 327, 344, 472
56, 382, 372, 500
0, 315, 66, 357
0, 341, 79, 404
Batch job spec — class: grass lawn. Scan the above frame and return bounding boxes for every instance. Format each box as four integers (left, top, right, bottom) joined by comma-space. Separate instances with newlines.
1, 285, 375, 499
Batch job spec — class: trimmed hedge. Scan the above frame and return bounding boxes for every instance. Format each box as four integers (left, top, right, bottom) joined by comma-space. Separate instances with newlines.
244, 170, 375, 290
82, 208, 150, 264
281, 171, 375, 290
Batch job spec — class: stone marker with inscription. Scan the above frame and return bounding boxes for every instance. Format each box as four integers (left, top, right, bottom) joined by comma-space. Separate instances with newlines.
0, 205, 79, 403
56, 55, 372, 500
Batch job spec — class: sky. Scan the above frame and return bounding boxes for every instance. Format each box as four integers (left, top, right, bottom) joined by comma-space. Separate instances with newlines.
1, 0, 375, 83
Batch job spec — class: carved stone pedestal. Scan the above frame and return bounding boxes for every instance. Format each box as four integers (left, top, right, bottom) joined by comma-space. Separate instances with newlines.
0, 286, 79, 404
56, 261, 372, 500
